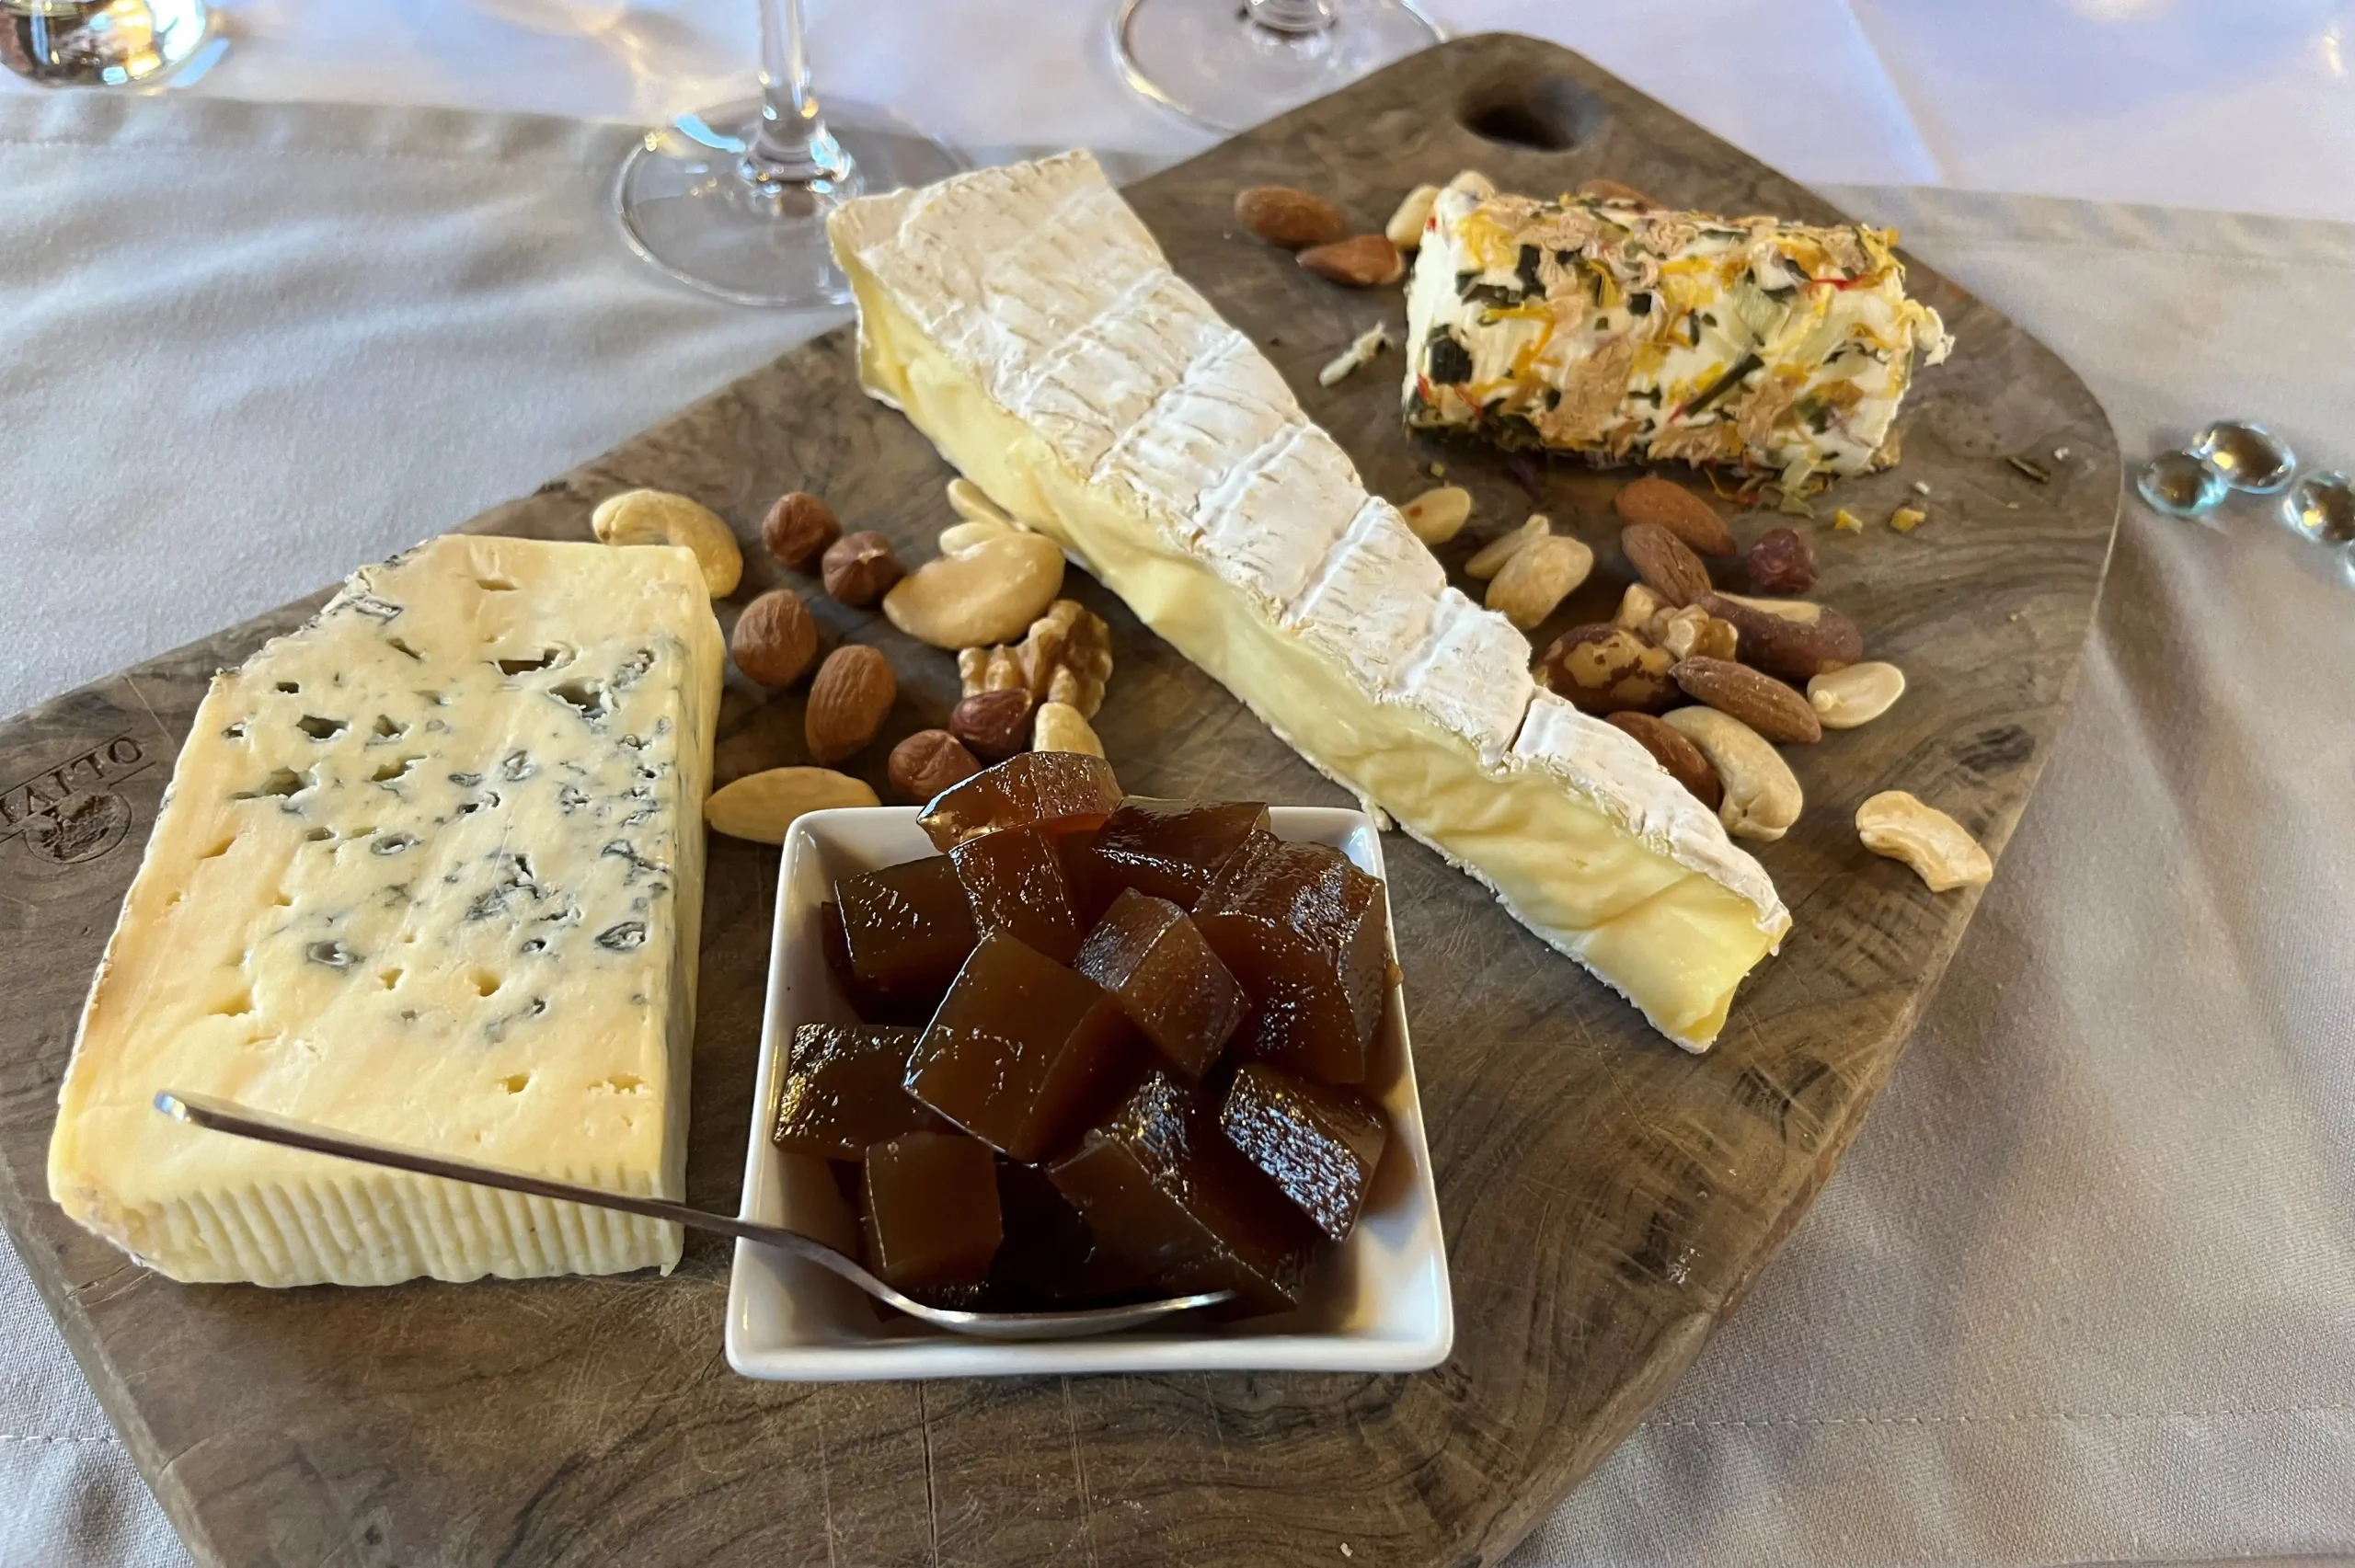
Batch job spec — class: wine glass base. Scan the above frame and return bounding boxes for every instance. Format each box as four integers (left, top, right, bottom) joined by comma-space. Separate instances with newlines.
616, 97, 969, 308
1112, 0, 1442, 133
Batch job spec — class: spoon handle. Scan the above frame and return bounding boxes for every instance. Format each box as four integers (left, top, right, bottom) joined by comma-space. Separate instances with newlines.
155, 1090, 842, 1270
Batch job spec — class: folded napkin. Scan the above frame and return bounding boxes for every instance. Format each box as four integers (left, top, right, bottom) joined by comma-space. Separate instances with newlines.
4, 92, 2351, 1568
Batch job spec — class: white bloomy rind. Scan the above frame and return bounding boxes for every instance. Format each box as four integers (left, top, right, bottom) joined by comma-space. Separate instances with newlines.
48, 535, 723, 1285
830, 152, 1789, 1049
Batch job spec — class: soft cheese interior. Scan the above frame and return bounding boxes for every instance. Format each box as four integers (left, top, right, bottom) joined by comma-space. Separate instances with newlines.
831, 153, 1790, 1049
48, 535, 724, 1285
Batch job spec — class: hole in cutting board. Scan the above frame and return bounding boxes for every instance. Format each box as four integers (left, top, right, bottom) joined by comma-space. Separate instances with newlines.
1454, 74, 1605, 153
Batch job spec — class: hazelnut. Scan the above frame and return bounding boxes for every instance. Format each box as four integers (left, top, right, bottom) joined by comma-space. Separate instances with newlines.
1746, 526, 1818, 593
821, 531, 905, 607
949, 688, 1035, 762
888, 730, 981, 803
762, 491, 841, 568
729, 589, 819, 687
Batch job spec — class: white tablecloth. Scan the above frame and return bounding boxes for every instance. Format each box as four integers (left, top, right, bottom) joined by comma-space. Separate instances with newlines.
5, 6, 2355, 1567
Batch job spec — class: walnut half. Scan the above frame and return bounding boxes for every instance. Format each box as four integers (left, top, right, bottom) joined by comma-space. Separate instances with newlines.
957, 599, 1111, 717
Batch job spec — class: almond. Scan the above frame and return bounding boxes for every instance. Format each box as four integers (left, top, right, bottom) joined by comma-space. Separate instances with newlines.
1671, 656, 1821, 744
1235, 186, 1348, 250
1298, 235, 1406, 288
804, 645, 896, 763
1620, 521, 1715, 606
1384, 184, 1440, 249
1613, 476, 1736, 556
706, 767, 878, 844
1400, 485, 1472, 544
1605, 711, 1721, 808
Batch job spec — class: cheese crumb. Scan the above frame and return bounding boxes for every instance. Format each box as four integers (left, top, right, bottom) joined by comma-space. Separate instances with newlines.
1890, 506, 1926, 532
1911, 479, 1932, 496
1429, 462, 1446, 478
1833, 509, 1864, 532
1317, 322, 1392, 387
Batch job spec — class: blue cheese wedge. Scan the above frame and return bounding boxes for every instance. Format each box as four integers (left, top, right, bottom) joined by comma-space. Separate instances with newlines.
831, 153, 1789, 1048
48, 535, 724, 1285
1404, 185, 1951, 495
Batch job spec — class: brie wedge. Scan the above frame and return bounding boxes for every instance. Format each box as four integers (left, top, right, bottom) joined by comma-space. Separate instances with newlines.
831, 153, 1788, 1048
48, 535, 723, 1285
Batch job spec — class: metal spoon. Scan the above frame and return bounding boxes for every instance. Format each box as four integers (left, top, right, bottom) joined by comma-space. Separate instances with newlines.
154, 1091, 1229, 1340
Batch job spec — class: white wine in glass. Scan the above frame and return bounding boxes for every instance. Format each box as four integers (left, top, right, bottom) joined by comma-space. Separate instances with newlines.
615, 0, 968, 308
1112, 0, 1441, 133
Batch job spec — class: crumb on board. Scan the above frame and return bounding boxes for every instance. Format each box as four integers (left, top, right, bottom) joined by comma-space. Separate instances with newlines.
1429, 462, 1446, 478
1890, 506, 1927, 532
2053, 445, 2071, 461
1833, 508, 1864, 532
1912, 479, 1932, 496
1317, 322, 1392, 387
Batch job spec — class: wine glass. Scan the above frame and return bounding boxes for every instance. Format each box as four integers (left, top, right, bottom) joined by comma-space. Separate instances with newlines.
1111, 0, 1442, 133
615, 0, 968, 308
0, 0, 219, 87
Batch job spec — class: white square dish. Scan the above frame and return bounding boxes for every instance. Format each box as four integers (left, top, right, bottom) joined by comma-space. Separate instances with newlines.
724, 804, 1453, 1380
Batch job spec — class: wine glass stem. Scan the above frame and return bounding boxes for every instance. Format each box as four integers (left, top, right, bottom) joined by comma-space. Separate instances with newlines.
746, 0, 854, 186
1246, 0, 1338, 35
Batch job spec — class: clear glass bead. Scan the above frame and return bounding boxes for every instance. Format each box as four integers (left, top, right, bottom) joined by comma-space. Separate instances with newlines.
2280, 470, 2355, 546
2189, 420, 2297, 493
2136, 451, 2227, 518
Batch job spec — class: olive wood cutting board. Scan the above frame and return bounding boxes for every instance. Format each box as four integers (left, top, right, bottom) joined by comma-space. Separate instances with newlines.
0, 33, 2119, 1568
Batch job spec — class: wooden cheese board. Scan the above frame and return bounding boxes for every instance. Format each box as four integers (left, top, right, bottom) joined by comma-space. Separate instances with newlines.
0, 33, 2119, 1568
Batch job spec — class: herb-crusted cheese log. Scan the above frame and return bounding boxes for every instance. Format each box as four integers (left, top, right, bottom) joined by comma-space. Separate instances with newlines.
831, 153, 1790, 1049
48, 535, 724, 1286
1404, 185, 1951, 494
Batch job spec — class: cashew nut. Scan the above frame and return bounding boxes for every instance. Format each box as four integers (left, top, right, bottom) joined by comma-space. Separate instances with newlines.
1033, 700, 1104, 758
882, 530, 1065, 650
1385, 184, 1440, 249
1657, 604, 1738, 661
1399, 485, 1471, 544
1486, 534, 1592, 629
705, 767, 879, 844
1614, 582, 1670, 630
591, 489, 743, 598
1855, 791, 1992, 891
1660, 706, 1802, 841
1809, 661, 1906, 728
938, 519, 1013, 555
947, 476, 1016, 530
1466, 514, 1551, 580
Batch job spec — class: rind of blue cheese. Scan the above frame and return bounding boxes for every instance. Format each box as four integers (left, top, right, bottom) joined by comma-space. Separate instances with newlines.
47, 535, 724, 1286
1403, 186, 1952, 495
831, 153, 1790, 1049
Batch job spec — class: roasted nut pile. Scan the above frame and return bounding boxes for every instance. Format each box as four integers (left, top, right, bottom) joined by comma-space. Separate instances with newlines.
1519, 474, 1987, 886
687, 477, 1122, 832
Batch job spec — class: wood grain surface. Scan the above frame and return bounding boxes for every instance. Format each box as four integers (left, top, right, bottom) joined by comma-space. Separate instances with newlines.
0, 34, 2120, 1568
